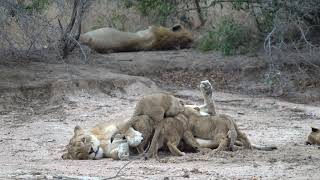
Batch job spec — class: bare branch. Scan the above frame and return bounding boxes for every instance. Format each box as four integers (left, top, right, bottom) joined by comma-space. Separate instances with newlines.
68, 34, 87, 62
296, 24, 315, 49
264, 27, 276, 57
59, 0, 92, 58
58, 18, 64, 36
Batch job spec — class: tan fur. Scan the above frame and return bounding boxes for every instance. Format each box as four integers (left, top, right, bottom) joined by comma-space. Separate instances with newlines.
79, 24, 193, 53
155, 113, 201, 157
131, 81, 275, 155
183, 107, 245, 152
187, 80, 237, 150
123, 93, 185, 159
199, 80, 216, 116
146, 25, 193, 50
133, 113, 200, 158
183, 80, 276, 152
185, 80, 216, 116
132, 115, 154, 154
306, 127, 320, 145
61, 119, 143, 160
183, 107, 277, 152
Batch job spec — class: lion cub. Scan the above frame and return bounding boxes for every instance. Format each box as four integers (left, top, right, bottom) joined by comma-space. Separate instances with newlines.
183, 107, 241, 152
306, 127, 320, 146
155, 113, 201, 157
184, 107, 277, 152
134, 113, 201, 158
125, 93, 185, 159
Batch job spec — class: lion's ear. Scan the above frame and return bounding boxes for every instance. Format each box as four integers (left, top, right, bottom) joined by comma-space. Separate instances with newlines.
311, 127, 319, 132
74, 125, 83, 134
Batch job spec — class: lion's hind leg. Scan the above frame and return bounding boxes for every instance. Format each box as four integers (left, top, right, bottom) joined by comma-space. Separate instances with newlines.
167, 141, 185, 156
237, 131, 252, 149
144, 112, 165, 159
211, 135, 229, 153
145, 124, 162, 159
182, 131, 201, 152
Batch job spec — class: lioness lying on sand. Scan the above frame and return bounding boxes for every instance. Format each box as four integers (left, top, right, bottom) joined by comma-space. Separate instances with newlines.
61, 123, 143, 160
62, 93, 184, 160
80, 24, 193, 53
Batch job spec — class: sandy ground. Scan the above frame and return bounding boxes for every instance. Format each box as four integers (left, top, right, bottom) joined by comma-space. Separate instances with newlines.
0, 51, 320, 179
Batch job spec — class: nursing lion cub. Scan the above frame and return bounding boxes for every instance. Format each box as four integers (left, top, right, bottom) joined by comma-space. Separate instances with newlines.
80, 24, 193, 53
184, 107, 253, 152
306, 127, 320, 146
61, 120, 143, 160
133, 113, 201, 158
126, 93, 185, 159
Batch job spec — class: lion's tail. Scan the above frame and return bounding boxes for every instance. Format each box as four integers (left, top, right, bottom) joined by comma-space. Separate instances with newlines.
251, 144, 277, 151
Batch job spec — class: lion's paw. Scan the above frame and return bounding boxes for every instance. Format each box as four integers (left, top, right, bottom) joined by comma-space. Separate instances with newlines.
118, 143, 130, 160
209, 149, 222, 156
126, 130, 143, 147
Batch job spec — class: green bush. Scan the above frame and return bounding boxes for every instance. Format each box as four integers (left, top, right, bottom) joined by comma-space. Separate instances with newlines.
198, 17, 252, 55
135, 0, 175, 25
7, 0, 49, 17
24, 0, 49, 14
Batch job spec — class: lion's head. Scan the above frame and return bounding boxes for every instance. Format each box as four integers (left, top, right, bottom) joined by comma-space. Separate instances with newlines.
61, 125, 104, 160
62, 125, 143, 160
165, 96, 185, 117
306, 127, 320, 146
149, 24, 193, 50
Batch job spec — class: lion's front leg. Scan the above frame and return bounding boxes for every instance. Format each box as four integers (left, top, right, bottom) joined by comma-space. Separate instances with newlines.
145, 123, 162, 159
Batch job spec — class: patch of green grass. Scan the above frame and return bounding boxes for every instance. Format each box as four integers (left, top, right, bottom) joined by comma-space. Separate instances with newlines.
198, 17, 252, 56
136, 0, 175, 25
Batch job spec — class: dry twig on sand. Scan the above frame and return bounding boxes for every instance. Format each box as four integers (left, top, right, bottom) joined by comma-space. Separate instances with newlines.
104, 160, 133, 180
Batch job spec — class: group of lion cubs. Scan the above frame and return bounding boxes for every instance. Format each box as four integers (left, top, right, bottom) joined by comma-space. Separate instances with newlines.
62, 80, 320, 160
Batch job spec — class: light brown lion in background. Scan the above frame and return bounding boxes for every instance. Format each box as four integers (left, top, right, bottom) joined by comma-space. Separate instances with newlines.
80, 24, 193, 53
